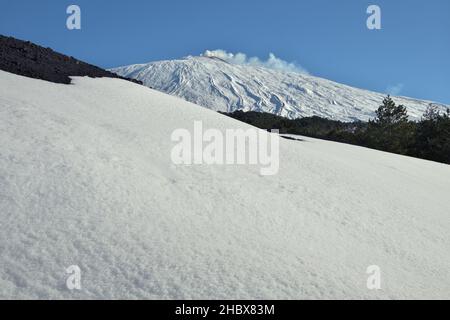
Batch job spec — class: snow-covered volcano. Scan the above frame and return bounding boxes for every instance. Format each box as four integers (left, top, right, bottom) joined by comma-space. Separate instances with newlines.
1, 70, 449, 299
111, 54, 447, 122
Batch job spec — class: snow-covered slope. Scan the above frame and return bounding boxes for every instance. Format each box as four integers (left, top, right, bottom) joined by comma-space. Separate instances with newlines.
1, 70, 449, 299
111, 56, 448, 122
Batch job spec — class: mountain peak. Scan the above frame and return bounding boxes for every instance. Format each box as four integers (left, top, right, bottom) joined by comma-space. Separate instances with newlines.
111, 55, 447, 121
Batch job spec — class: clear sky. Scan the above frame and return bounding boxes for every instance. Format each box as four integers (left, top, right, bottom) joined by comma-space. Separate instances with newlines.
1, 0, 449, 104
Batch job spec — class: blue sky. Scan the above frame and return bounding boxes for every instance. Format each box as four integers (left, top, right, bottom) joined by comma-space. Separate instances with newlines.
1, 0, 449, 104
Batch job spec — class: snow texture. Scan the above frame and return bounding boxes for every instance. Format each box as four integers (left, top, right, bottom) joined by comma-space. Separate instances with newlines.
0, 70, 449, 299
111, 55, 448, 122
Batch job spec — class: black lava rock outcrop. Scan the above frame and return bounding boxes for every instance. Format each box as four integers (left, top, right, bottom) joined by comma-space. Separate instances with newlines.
0, 35, 142, 85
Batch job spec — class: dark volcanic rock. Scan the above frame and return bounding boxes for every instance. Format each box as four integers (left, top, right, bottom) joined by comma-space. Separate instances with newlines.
0, 35, 142, 85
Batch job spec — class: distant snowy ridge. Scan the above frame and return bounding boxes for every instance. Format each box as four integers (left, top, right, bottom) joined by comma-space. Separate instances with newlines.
111, 54, 448, 122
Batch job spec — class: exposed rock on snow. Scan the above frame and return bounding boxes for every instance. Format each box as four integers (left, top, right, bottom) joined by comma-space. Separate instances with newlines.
0, 35, 142, 85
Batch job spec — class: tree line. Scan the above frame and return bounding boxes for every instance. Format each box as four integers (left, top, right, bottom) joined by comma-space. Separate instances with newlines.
222, 96, 450, 165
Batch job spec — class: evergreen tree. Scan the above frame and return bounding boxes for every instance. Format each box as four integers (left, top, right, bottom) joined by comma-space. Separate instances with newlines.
413, 106, 450, 163
374, 95, 409, 125
422, 104, 441, 122
366, 96, 414, 155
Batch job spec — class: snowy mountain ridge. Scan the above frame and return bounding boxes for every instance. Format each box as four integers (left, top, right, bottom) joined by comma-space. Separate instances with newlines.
111, 54, 448, 122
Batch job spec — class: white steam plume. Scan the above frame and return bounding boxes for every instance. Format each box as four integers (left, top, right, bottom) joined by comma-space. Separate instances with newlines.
386, 83, 404, 96
201, 49, 309, 74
